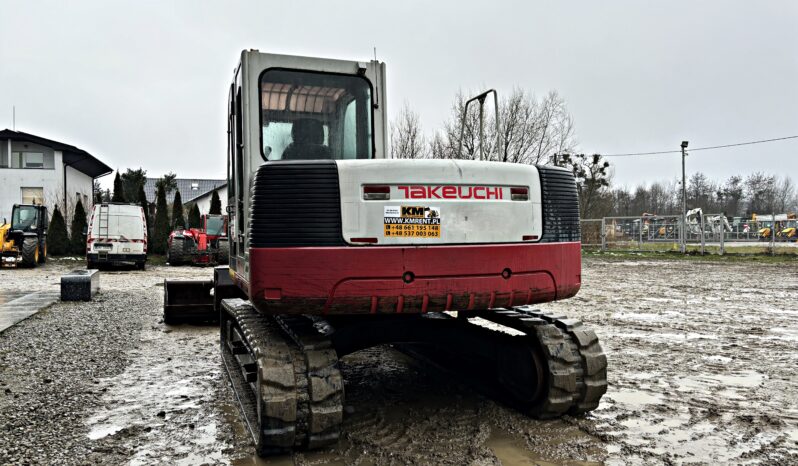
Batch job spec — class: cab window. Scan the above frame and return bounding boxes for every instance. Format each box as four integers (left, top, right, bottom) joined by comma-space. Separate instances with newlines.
259, 69, 373, 161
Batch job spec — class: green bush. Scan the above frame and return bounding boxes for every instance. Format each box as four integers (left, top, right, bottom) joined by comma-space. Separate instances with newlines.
188, 204, 201, 229
172, 190, 186, 229
151, 184, 170, 254
47, 206, 70, 256
137, 184, 150, 236
70, 199, 88, 256
209, 190, 222, 215
111, 171, 125, 202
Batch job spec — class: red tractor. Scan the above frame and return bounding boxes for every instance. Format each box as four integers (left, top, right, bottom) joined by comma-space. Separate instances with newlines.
166, 214, 229, 266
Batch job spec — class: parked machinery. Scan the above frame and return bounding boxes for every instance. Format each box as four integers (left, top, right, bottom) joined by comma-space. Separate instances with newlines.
755, 213, 796, 241
776, 215, 797, 242
1, 204, 48, 268
166, 214, 229, 266
163, 51, 607, 456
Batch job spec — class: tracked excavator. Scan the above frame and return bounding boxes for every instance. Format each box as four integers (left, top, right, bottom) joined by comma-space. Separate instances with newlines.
163, 51, 608, 456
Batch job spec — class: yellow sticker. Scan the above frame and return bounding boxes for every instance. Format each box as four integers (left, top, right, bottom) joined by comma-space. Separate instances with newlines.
384, 206, 441, 238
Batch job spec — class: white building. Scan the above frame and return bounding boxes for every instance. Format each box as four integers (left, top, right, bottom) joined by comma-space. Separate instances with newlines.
143, 178, 227, 216
0, 129, 112, 224
185, 184, 228, 215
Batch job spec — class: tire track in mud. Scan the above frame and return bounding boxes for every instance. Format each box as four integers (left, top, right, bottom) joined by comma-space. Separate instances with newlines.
547, 257, 798, 465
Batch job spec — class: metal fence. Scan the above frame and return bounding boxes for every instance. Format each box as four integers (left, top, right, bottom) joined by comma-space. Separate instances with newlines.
581, 214, 798, 255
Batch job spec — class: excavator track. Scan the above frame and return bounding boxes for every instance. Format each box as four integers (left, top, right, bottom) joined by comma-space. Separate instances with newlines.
476, 307, 608, 416
221, 300, 605, 456
396, 307, 607, 418
220, 299, 344, 455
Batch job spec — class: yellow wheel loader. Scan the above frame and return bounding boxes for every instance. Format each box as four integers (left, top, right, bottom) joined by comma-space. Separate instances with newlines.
1, 204, 48, 268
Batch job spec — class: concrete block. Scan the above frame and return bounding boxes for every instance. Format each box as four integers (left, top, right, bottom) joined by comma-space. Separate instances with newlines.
61, 269, 100, 301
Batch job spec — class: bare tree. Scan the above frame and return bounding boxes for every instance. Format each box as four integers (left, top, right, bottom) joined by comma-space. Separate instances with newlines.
774, 176, 796, 213
744, 172, 777, 216
497, 89, 538, 163
530, 91, 577, 165
390, 103, 428, 159
440, 91, 487, 161
428, 131, 452, 160
436, 89, 576, 165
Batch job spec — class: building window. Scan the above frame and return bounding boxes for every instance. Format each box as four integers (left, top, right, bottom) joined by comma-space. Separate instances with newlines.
10, 152, 54, 169
191, 182, 199, 191
21, 187, 44, 205
0, 151, 8, 168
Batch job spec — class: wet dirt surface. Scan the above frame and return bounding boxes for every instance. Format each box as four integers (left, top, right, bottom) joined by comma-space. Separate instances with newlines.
1, 256, 797, 465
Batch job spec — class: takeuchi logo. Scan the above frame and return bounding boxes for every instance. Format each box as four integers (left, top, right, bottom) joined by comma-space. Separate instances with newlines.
397, 186, 504, 200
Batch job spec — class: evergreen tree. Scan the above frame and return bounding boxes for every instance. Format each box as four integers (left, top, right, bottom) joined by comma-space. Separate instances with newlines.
188, 204, 201, 229
155, 172, 178, 198
137, 183, 150, 235
121, 168, 147, 203
93, 179, 103, 204
152, 184, 170, 254
112, 171, 126, 202
69, 199, 88, 256
172, 190, 186, 228
209, 190, 222, 215
46, 206, 70, 256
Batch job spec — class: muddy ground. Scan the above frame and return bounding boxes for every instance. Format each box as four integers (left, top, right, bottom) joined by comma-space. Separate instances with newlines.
0, 256, 796, 465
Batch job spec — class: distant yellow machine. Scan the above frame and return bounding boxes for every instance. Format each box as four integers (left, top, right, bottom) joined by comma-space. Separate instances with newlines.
755, 213, 797, 242
0, 222, 14, 257
779, 227, 797, 241
1, 204, 48, 268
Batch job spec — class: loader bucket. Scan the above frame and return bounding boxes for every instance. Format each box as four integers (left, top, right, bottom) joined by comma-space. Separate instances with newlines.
163, 279, 216, 325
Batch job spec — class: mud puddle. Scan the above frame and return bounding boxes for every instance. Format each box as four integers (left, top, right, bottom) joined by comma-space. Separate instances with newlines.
85, 322, 232, 465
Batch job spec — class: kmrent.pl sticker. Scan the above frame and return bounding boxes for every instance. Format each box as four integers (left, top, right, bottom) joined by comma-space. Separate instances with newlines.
383, 206, 441, 238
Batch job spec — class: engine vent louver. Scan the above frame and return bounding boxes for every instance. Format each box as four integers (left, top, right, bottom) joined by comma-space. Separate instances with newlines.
537, 165, 581, 243
248, 160, 346, 247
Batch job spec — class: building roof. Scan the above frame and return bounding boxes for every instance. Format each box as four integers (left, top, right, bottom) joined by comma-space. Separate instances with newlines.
143, 178, 226, 204
0, 129, 112, 178
184, 183, 228, 205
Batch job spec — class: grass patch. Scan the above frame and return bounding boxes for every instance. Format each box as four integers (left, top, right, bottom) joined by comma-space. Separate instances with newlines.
583, 249, 798, 264
147, 254, 167, 266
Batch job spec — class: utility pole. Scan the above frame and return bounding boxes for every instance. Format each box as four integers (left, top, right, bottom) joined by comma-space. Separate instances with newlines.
681, 141, 689, 253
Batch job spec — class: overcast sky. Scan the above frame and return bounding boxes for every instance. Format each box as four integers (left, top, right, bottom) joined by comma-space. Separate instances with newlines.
1, 0, 796, 189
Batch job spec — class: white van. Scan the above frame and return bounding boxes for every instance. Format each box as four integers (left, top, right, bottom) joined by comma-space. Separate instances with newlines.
86, 203, 148, 269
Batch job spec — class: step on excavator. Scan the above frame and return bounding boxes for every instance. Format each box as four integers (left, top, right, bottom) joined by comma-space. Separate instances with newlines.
163, 50, 608, 456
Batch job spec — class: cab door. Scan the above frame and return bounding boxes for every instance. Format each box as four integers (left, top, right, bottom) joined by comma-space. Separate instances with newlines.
228, 67, 245, 273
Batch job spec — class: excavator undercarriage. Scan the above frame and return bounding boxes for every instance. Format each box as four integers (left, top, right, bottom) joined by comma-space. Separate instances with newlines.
219, 298, 607, 453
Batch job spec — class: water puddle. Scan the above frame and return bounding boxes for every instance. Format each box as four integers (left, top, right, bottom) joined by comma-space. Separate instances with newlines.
486, 428, 603, 466
84, 324, 228, 464
676, 370, 765, 393
608, 389, 664, 406
87, 424, 124, 440
0, 291, 25, 305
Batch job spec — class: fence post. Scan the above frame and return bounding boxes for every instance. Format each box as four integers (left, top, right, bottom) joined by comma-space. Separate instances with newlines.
601, 218, 606, 251
639, 217, 643, 251
720, 222, 725, 256
700, 215, 705, 255
771, 212, 775, 256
